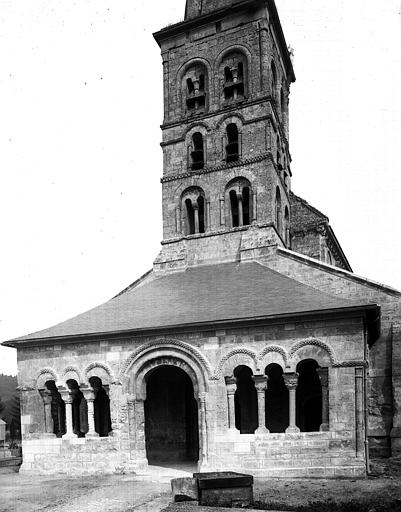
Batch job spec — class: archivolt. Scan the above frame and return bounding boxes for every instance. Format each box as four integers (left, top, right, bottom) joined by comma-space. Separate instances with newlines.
119, 338, 213, 383
62, 366, 82, 384
35, 368, 59, 389
258, 345, 288, 369
288, 338, 337, 366
213, 347, 258, 380
84, 362, 115, 385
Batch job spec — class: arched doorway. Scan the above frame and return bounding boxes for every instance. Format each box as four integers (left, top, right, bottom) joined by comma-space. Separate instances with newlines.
144, 365, 199, 465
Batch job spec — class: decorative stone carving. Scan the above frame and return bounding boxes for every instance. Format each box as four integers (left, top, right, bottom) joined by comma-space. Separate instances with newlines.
289, 338, 337, 365
213, 348, 258, 380
224, 376, 237, 430
252, 375, 269, 434
284, 372, 300, 433
119, 338, 212, 381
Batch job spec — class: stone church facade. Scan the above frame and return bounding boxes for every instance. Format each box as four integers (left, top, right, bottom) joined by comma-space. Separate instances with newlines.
3, 0, 400, 477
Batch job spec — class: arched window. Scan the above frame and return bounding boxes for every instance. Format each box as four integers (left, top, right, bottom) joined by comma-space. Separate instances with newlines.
185, 198, 195, 235
242, 186, 250, 226
45, 380, 66, 437
66, 379, 88, 438
191, 132, 205, 170
226, 178, 252, 228
276, 134, 282, 170
275, 187, 282, 235
280, 86, 285, 118
234, 366, 258, 434
184, 65, 207, 112
271, 61, 277, 99
229, 190, 239, 227
265, 365, 289, 433
296, 360, 322, 432
226, 123, 239, 162
182, 188, 206, 235
89, 377, 112, 437
284, 206, 290, 246
222, 53, 246, 101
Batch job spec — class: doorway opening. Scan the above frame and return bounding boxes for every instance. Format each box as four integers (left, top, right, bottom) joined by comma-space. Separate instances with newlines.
144, 365, 199, 465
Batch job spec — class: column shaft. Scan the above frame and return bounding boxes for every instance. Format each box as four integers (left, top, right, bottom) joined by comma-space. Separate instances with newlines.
225, 376, 237, 431
194, 204, 200, 233
284, 373, 300, 434
237, 195, 243, 226
61, 392, 77, 439
252, 375, 269, 434
317, 368, 329, 431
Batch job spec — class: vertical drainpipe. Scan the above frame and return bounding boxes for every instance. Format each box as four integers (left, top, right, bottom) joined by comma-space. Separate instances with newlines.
364, 320, 371, 475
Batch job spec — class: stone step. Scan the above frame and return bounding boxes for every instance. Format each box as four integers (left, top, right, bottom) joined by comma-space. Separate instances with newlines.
162, 505, 290, 512
134, 464, 195, 483
0, 457, 22, 468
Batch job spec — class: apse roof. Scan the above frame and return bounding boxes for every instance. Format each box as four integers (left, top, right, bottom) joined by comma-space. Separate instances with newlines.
4, 261, 378, 346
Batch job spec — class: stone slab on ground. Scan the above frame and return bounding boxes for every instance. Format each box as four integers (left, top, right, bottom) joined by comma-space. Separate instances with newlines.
162, 505, 289, 512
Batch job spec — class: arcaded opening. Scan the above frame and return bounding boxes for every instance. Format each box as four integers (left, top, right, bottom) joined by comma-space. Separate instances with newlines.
45, 380, 66, 438
264, 364, 289, 433
89, 376, 112, 437
234, 365, 258, 434
144, 366, 199, 464
66, 379, 88, 438
296, 360, 322, 432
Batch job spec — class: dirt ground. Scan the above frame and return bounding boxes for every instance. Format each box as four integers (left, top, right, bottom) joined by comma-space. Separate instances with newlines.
0, 459, 400, 512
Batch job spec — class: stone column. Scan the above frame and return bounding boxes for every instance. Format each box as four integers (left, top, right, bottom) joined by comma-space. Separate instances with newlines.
82, 388, 99, 438
237, 193, 243, 226
39, 389, 55, 438
317, 368, 330, 431
60, 389, 77, 439
252, 375, 269, 434
176, 207, 181, 234
193, 203, 199, 234
199, 392, 208, 465
355, 367, 365, 457
252, 191, 257, 223
134, 399, 147, 460
258, 20, 269, 92
284, 373, 300, 433
225, 376, 237, 431
219, 195, 225, 226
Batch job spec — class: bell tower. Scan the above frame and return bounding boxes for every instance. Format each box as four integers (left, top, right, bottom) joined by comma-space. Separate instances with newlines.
153, 0, 295, 272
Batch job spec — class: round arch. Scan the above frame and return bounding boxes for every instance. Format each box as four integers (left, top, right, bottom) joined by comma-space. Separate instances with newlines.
120, 339, 211, 398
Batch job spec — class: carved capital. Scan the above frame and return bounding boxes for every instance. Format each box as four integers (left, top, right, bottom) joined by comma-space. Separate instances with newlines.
224, 375, 237, 395
317, 368, 329, 388
252, 375, 268, 392
283, 372, 299, 390
39, 389, 53, 406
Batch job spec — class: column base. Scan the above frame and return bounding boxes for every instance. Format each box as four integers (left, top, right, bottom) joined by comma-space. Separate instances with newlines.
86, 432, 100, 438
320, 423, 330, 432
255, 426, 270, 435
62, 433, 78, 440
285, 425, 300, 434
39, 433, 57, 439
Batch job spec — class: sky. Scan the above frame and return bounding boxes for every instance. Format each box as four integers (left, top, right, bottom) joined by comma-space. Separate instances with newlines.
1, 0, 400, 376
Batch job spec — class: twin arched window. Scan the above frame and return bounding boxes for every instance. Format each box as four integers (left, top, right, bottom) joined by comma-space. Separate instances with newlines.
190, 132, 205, 170
223, 60, 244, 101
226, 178, 252, 228
182, 188, 205, 235
184, 64, 207, 113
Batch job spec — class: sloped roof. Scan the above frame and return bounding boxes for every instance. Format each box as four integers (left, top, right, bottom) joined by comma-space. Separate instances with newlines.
4, 261, 377, 346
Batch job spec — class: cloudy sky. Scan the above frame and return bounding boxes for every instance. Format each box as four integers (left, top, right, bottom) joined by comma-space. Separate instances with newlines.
1, 0, 400, 376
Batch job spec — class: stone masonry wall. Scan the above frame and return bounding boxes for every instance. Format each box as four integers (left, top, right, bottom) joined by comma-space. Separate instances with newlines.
17, 314, 367, 476
263, 248, 401, 457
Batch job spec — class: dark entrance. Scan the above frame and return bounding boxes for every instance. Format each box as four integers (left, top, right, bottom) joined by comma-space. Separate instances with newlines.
144, 365, 199, 464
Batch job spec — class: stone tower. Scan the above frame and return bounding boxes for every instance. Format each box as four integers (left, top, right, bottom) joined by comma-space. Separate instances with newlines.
153, 0, 295, 271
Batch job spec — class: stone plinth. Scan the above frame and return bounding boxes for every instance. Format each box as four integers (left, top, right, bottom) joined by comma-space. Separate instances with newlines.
193, 471, 253, 508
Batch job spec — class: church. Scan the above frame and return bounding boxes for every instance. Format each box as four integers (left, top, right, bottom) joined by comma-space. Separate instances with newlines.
3, 0, 400, 478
